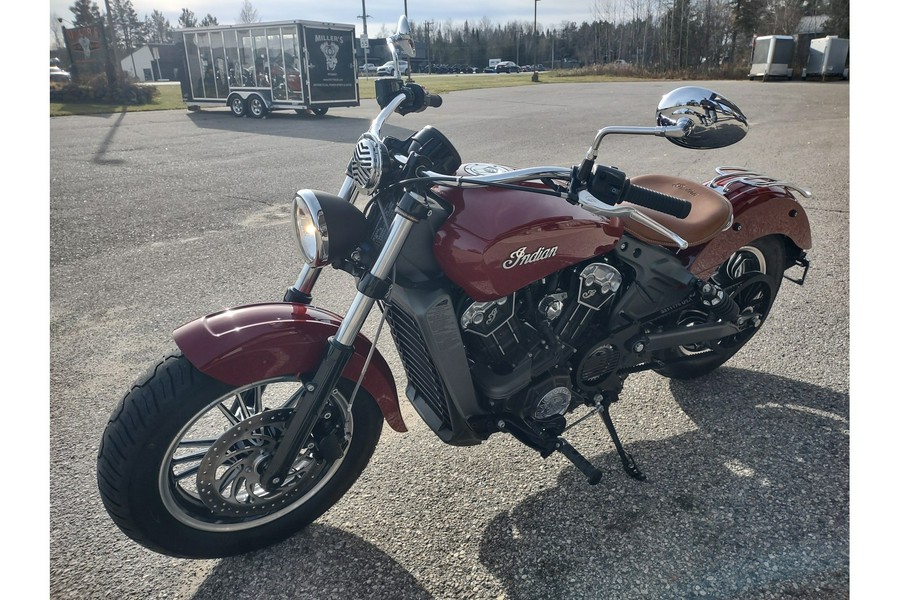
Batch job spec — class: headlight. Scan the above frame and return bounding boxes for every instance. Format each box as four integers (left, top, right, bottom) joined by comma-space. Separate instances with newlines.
292, 190, 328, 266
291, 189, 369, 267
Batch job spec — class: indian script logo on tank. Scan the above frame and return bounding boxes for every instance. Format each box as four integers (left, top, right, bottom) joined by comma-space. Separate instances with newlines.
502, 246, 559, 270
316, 35, 343, 71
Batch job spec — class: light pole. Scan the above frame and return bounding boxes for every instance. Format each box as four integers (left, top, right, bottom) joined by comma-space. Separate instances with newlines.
532, 0, 540, 81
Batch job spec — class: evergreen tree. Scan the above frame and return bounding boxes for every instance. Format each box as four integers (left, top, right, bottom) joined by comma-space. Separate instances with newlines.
111, 0, 147, 52
200, 14, 219, 27
70, 0, 102, 27
178, 8, 197, 29
825, 0, 849, 38
145, 10, 172, 43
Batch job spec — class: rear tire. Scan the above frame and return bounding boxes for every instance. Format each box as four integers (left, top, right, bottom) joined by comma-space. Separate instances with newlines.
654, 236, 785, 380
97, 352, 382, 558
247, 95, 268, 118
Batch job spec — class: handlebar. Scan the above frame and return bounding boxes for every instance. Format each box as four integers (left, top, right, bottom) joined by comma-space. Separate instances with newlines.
621, 182, 692, 219
588, 164, 691, 219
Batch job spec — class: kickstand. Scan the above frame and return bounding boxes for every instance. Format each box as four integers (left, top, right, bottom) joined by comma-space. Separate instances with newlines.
598, 395, 646, 481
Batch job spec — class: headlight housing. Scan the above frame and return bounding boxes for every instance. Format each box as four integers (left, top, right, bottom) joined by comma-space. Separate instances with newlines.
292, 189, 368, 267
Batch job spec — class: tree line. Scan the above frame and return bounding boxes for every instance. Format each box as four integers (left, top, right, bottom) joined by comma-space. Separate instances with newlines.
52, 0, 849, 71
412, 1, 848, 71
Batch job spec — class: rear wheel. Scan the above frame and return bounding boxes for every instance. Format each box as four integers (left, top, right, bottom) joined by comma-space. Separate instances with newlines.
247, 95, 268, 118
654, 236, 785, 379
310, 107, 328, 116
97, 352, 383, 558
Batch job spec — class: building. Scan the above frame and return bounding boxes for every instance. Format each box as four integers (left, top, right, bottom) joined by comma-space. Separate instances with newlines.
120, 43, 180, 81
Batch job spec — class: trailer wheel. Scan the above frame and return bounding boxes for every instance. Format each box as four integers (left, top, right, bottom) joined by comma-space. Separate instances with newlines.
310, 107, 328, 116
229, 96, 246, 117
247, 95, 268, 119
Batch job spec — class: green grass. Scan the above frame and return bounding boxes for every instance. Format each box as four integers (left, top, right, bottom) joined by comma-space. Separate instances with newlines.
49, 72, 651, 117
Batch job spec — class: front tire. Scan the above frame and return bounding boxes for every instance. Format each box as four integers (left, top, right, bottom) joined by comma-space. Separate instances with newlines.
97, 352, 382, 558
654, 236, 786, 380
229, 95, 246, 117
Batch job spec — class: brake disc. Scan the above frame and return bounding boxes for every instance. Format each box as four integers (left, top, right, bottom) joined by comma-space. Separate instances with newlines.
195, 409, 324, 517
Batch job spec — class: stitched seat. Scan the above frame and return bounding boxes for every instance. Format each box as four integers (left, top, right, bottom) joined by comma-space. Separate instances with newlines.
621, 175, 733, 248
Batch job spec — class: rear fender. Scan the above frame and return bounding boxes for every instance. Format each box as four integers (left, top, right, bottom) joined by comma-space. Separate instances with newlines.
687, 181, 812, 279
172, 303, 406, 433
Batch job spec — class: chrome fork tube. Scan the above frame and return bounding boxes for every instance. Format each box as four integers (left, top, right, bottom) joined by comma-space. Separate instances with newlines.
333, 207, 417, 346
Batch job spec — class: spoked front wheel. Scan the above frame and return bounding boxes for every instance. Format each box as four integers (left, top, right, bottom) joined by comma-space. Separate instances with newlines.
97, 352, 382, 558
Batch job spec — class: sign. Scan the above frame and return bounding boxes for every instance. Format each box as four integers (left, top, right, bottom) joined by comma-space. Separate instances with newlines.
304, 27, 357, 103
63, 24, 109, 77
360, 34, 369, 49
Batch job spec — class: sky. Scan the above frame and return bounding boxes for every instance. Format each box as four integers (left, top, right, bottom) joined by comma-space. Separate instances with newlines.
48, 0, 602, 43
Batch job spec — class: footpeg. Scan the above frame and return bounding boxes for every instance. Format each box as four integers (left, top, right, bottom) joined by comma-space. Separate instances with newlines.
556, 437, 603, 485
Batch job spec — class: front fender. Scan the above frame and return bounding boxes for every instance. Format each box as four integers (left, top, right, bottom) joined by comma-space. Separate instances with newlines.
173, 303, 406, 433
688, 182, 812, 279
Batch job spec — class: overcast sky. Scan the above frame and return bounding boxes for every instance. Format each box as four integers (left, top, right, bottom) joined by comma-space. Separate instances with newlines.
49, 1, 601, 38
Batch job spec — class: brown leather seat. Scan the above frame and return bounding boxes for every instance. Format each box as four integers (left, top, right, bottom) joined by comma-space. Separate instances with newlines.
621, 175, 733, 248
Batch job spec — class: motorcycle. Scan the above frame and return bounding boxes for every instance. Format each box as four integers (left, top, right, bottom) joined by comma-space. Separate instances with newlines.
97, 16, 811, 559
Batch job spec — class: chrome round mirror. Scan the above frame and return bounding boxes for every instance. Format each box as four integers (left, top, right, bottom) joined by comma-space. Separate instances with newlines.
656, 87, 748, 149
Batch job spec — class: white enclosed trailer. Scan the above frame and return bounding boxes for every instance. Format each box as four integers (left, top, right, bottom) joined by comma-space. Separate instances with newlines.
803, 36, 849, 80
748, 35, 795, 81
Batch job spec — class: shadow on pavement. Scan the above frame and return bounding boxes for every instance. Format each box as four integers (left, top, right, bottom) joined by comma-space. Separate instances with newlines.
191, 523, 433, 600
185, 109, 418, 143
478, 367, 849, 599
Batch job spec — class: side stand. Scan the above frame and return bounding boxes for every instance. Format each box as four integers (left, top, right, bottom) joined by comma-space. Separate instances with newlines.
597, 393, 646, 481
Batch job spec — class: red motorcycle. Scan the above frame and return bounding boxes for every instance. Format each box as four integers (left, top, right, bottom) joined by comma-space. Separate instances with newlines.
97, 18, 811, 558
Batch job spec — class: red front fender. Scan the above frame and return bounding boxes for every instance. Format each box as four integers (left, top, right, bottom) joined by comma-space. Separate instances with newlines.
172, 303, 406, 433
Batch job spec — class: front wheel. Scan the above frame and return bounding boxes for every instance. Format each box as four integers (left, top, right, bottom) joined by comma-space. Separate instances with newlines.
97, 352, 383, 558
229, 95, 246, 117
654, 236, 785, 380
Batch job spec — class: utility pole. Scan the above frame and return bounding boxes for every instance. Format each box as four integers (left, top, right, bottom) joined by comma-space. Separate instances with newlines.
358, 0, 372, 77
532, 0, 540, 81
103, 0, 120, 85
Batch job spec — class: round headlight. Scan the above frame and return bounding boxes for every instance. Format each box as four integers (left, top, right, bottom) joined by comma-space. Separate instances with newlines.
292, 190, 328, 266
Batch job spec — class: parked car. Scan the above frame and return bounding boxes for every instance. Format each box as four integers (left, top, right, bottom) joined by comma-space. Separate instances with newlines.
495, 61, 520, 73
376, 60, 410, 77
358, 63, 377, 75
50, 65, 72, 84
482, 65, 497, 73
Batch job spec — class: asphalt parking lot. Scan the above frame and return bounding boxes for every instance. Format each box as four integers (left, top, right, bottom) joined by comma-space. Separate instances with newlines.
49, 80, 849, 599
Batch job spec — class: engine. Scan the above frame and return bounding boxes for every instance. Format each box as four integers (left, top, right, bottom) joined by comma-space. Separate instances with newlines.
457, 260, 626, 421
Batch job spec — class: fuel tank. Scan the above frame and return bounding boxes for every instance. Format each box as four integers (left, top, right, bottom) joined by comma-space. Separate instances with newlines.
431, 164, 624, 301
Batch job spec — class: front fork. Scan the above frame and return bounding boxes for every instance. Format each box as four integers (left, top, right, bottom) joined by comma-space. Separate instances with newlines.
262, 185, 426, 490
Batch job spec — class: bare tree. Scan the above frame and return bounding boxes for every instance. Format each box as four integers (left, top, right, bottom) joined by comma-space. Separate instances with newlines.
238, 0, 260, 24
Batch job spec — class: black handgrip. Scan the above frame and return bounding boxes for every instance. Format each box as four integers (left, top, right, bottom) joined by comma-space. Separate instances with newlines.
622, 182, 692, 219
424, 93, 442, 108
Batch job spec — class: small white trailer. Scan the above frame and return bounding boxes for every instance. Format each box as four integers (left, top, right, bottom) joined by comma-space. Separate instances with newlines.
174, 19, 360, 118
748, 35, 795, 81
803, 36, 849, 80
